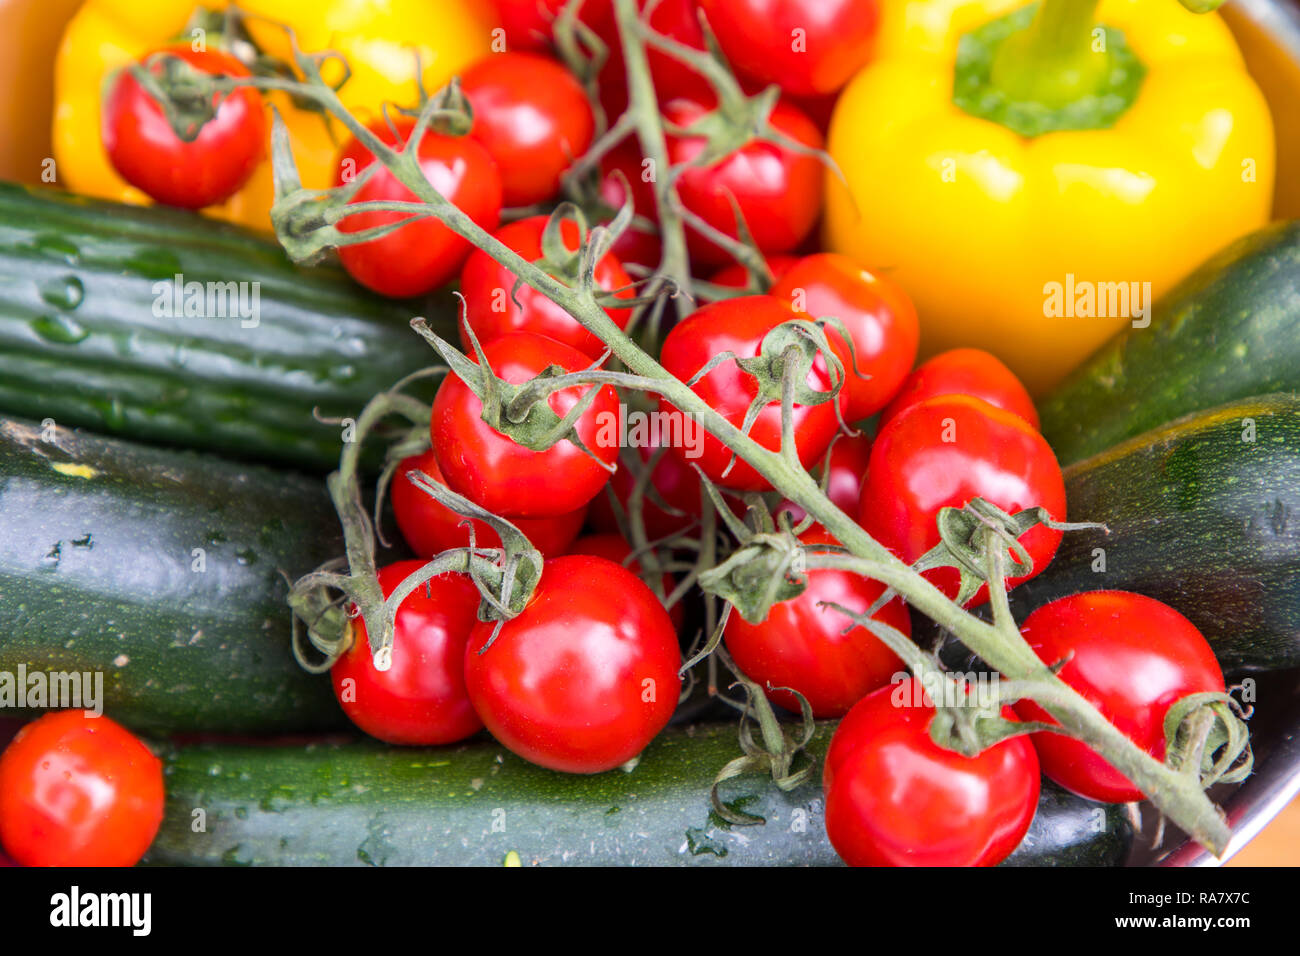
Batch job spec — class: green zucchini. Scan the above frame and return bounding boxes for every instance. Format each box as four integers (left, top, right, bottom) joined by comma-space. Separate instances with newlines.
0, 417, 346, 734
144, 724, 1132, 866
0, 182, 446, 472
1011, 393, 1300, 673
1039, 221, 1300, 466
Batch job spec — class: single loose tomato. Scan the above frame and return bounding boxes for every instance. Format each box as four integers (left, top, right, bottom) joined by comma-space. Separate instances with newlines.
658, 295, 843, 492
1014, 591, 1227, 803
857, 395, 1065, 605
879, 348, 1040, 431
770, 253, 919, 421
664, 95, 825, 266
459, 215, 634, 358
102, 46, 265, 209
698, 0, 881, 97
0, 710, 164, 867
567, 532, 685, 629
392, 449, 586, 557
464, 554, 681, 773
725, 528, 907, 717
431, 332, 619, 517
824, 678, 1040, 866
332, 561, 482, 746
462, 52, 595, 207
334, 117, 503, 298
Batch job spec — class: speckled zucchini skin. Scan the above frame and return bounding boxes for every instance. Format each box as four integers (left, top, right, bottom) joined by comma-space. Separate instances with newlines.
0, 182, 444, 471
1012, 394, 1300, 673
0, 417, 346, 734
1039, 222, 1300, 467
144, 725, 1132, 866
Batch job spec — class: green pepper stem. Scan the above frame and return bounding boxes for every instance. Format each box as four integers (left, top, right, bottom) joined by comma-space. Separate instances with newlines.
989, 0, 1108, 108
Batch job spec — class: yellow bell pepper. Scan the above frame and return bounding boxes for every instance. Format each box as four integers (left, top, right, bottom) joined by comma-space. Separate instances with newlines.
824, 0, 1275, 395
53, 0, 497, 231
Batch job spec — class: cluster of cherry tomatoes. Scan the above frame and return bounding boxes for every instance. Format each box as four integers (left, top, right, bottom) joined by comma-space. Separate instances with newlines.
73, 0, 1241, 870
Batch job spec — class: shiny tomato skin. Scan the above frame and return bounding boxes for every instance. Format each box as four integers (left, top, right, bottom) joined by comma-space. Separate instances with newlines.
431, 332, 619, 517
658, 295, 843, 492
665, 96, 825, 266
771, 253, 919, 421
332, 561, 483, 746
566, 532, 684, 630
102, 46, 265, 209
392, 449, 585, 557
335, 118, 503, 298
459, 215, 634, 358
462, 52, 595, 207
725, 529, 907, 717
880, 348, 1040, 431
824, 679, 1040, 867
464, 555, 681, 773
0, 711, 164, 867
698, 0, 882, 97
858, 395, 1065, 605
1014, 592, 1227, 803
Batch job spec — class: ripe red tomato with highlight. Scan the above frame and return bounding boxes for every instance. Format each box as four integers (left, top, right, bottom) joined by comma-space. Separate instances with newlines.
392, 449, 586, 557
464, 554, 681, 773
1014, 591, 1227, 803
431, 332, 619, 517
567, 532, 685, 630
771, 253, 919, 421
334, 118, 502, 298
331, 561, 483, 746
879, 348, 1040, 431
658, 295, 843, 492
0, 710, 164, 867
857, 395, 1066, 605
698, 0, 882, 97
664, 96, 825, 266
824, 678, 1040, 867
462, 52, 595, 207
102, 46, 265, 209
725, 528, 907, 717
459, 215, 634, 358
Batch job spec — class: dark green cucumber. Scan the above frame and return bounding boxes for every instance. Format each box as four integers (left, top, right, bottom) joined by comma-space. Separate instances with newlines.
1039, 221, 1300, 466
1011, 393, 1300, 672
144, 724, 1132, 866
0, 182, 447, 472
0, 417, 345, 734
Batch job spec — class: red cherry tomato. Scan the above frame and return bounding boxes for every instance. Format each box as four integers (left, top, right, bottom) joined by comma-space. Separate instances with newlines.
725, 528, 907, 717
776, 430, 872, 525
704, 254, 801, 299
0, 710, 164, 867
658, 295, 843, 492
824, 678, 1040, 866
331, 561, 482, 746
334, 118, 502, 298
1014, 591, 1227, 803
566, 532, 685, 630
880, 348, 1040, 431
459, 215, 634, 358
698, 0, 881, 97
462, 52, 595, 207
664, 95, 825, 266
431, 332, 619, 517
464, 554, 681, 772
392, 449, 586, 557
490, 0, 614, 51
102, 46, 265, 209
857, 395, 1066, 605
770, 253, 919, 421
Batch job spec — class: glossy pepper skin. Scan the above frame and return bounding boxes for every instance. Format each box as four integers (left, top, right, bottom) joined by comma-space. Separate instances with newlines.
824, 0, 1274, 395
53, 0, 497, 230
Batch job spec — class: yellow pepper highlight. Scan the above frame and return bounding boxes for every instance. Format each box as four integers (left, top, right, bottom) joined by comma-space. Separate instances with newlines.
53, 0, 497, 231
825, 0, 1275, 395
